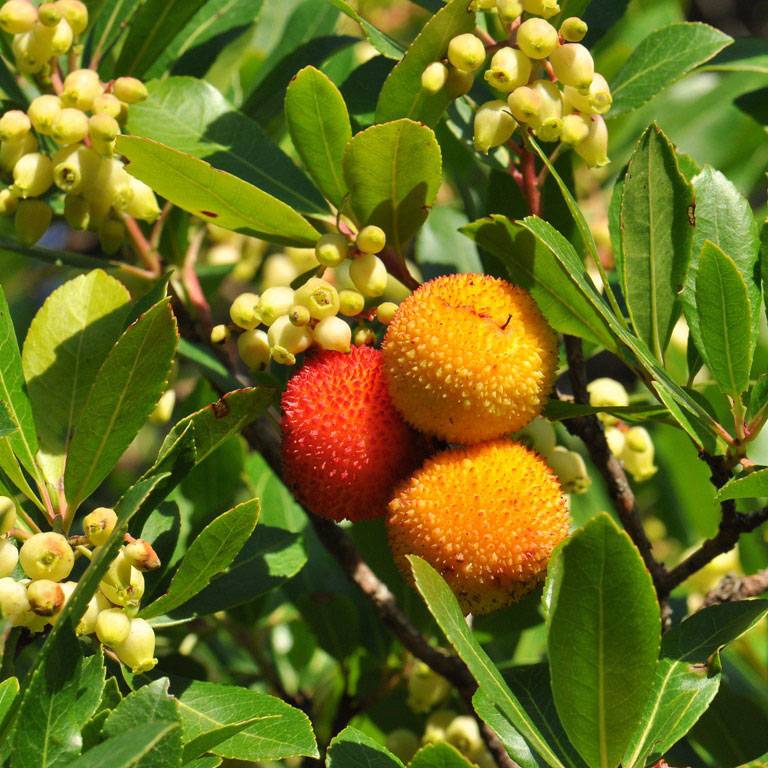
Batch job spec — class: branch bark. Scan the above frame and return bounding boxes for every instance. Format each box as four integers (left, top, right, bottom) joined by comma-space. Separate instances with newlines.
703, 568, 768, 607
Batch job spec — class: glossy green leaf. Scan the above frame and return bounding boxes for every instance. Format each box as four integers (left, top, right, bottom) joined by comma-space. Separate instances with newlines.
471, 689, 539, 768
684, 167, 761, 357
142, 498, 259, 618
117, 135, 321, 246
610, 23, 733, 115
326, 0, 403, 59
0, 286, 39, 481
11, 631, 105, 768
544, 400, 668, 425
461, 216, 615, 349
183, 716, 271, 763
417, 206, 482, 276
410, 556, 565, 768
547, 514, 661, 768
103, 679, 180, 740
176, 681, 318, 761
376, 0, 474, 126
717, 469, 768, 501
144, 0, 263, 78
695, 241, 752, 397
327, 726, 404, 768
0, 401, 15, 437
624, 600, 767, 767
183, 759, 221, 768
126, 78, 326, 214
67, 722, 182, 768
343, 119, 442, 253
409, 743, 475, 767
620, 124, 693, 360
64, 299, 177, 511
285, 66, 352, 208
113, 0, 208, 76
21, 270, 131, 486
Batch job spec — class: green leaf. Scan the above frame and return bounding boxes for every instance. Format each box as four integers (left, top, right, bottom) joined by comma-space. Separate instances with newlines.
64, 299, 177, 511
183, 759, 221, 768
0, 678, 18, 731
0, 237, 136, 276
113, 0, 208, 77
144, 0, 263, 79
182, 715, 272, 763
461, 216, 615, 350
117, 135, 321, 247
610, 23, 733, 116
684, 167, 761, 357
695, 241, 753, 397
717, 469, 768, 501
409, 743, 475, 767
417, 206, 482, 276
543, 400, 669, 425
624, 601, 767, 768
0, 286, 40, 482
285, 66, 352, 208
703, 37, 768, 74
620, 124, 693, 360
11, 630, 105, 768
67, 722, 183, 768
21, 270, 131, 486
326, 726, 404, 768
0, 401, 16, 438
409, 556, 565, 768
103, 679, 180, 740
142, 498, 259, 618
344, 119, 442, 253
547, 514, 661, 768
176, 338, 240, 392
326, 0, 403, 59
375, 0, 475, 126
158, 388, 274, 466
126, 77, 326, 214
176, 681, 318, 761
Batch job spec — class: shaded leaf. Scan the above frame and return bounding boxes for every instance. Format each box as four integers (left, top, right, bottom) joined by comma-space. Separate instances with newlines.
343, 119, 442, 254
717, 469, 768, 501
695, 241, 752, 397
326, 726, 404, 768
285, 66, 352, 208
64, 299, 177, 511
620, 124, 693, 360
127, 77, 326, 214
103, 679, 180, 739
611, 23, 733, 115
0, 678, 18, 732
117, 136, 321, 247
376, 0, 475, 126
67, 722, 182, 768
21, 270, 130, 485
409, 743, 475, 767
547, 514, 660, 768
326, 0, 403, 59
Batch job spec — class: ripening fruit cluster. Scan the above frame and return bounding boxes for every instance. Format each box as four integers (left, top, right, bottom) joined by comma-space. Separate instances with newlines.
387, 708, 496, 767
221, 224, 401, 369
283, 273, 571, 615
0, 498, 159, 673
421, 2, 611, 166
0, 70, 159, 250
587, 378, 658, 482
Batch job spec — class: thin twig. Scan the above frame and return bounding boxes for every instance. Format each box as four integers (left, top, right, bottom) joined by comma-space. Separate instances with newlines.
703, 569, 768, 606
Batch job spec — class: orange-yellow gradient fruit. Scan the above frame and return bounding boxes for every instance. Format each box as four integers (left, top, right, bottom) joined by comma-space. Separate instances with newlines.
382, 274, 557, 444
387, 440, 569, 614
282, 346, 425, 522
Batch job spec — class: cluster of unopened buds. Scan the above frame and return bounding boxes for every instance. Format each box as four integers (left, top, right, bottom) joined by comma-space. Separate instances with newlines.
421, 0, 611, 166
218, 225, 401, 369
517, 416, 591, 493
0, 497, 160, 673
0, 0, 160, 250
587, 378, 658, 482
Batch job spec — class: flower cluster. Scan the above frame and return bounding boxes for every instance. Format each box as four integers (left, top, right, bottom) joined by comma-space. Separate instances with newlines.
587, 377, 658, 482
422, 1, 611, 165
0, 0, 160, 251
221, 225, 401, 369
0, 498, 160, 673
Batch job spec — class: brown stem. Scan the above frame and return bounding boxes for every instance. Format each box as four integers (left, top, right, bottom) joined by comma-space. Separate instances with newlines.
562, 336, 668, 591
181, 230, 212, 335
519, 144, 541, 217
703, 568, 768, 606
123, 215, 161, 275
379, 246, 420, 291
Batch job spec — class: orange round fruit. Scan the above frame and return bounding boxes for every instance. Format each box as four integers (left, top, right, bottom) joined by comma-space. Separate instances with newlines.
282, 346, 425, 522
387, 440, 569, 614
382, 274, 557, 444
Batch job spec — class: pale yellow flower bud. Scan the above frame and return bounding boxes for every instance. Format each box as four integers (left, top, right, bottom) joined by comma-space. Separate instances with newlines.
574, 114, 609, 167
356, 224, 386, 254
350, 253, 387, 297
547, 446, 591, 494
267, 315, 312, 357
19, 532, 74, 581
421, 62, 449, 94
0, 110, 31, 141
260, 286, 295, 326
295, 277, 339, 320
112, 77, 148, 104
237, 328, 270, 371
560, 113, 590, 144
0, 497, 15, 534
560, 16, 588, 42
549, 43, 595, 90
376, 301, 398, 325
447, 33, 486, 73
315, 232, 348, 266
0, 0, 37, 33
51, 107, 89, 145
517, 18, 558, 59
521, 0, 560, 18
313, 315, 351, 352
507, 85, 542, 124
474, 99, 517, 153
0, 539, 18, 578
11, 151, 54, 198
54, 0, 87, 34
113, 618, 157, 673
484, 47, 532, 93
96, 607, 131, 646
28, 94, 62, 135
496, 0, 523, 23
62, 68, 101, 110
339, 289, 365, 316
230, 292, 260, 330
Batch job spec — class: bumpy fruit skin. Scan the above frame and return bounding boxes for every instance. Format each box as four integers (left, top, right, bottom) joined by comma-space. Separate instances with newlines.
388, 440, 570, 615
382, 274, 557, 444
282, 346, 425, 522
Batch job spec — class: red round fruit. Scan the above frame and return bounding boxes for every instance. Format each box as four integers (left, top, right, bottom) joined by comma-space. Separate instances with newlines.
281, 346, 426, 522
